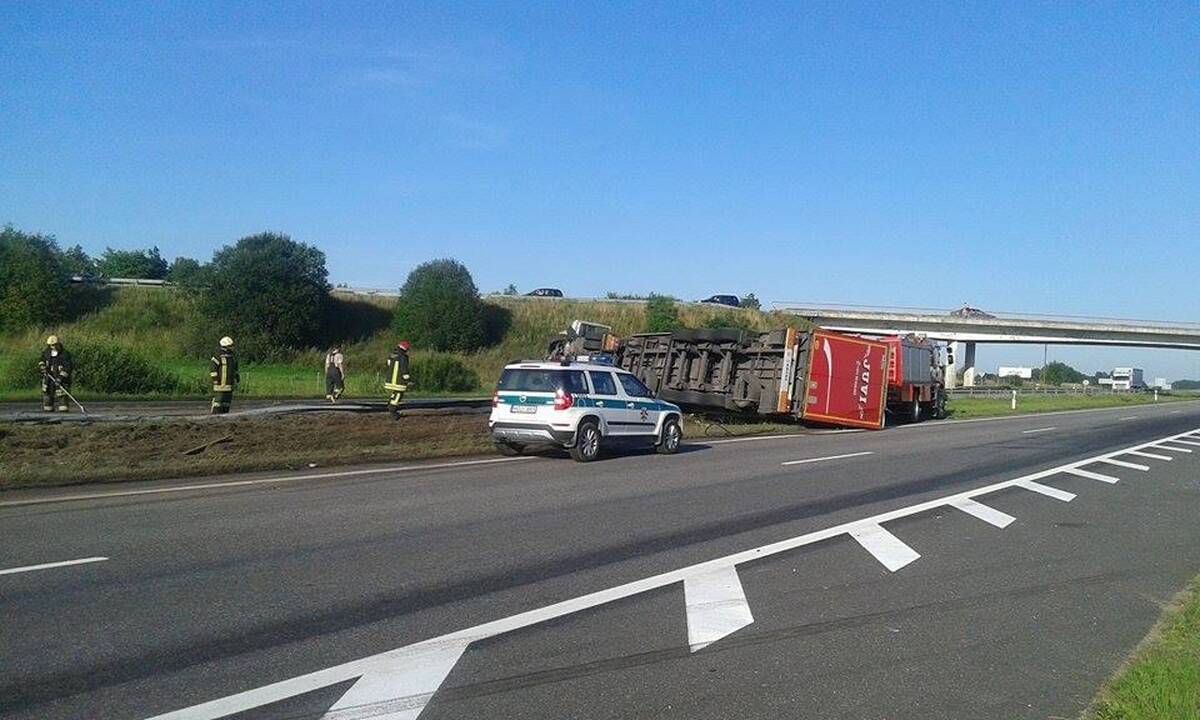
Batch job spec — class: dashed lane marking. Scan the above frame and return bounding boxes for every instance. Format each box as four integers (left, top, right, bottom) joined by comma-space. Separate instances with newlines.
1156, 444, 1193, 453
1119, 416, 1140, 421
1064, 468, 1120, 484
1099, 458, 1150, 472
949, 497, 1016, 528
781, 451, 874, 466
1171, 439, 1200, 448
146, 427, 1200, 720
1021, 426, 1057, 435
0, 556, 108, 576
1125, 450, 1172, 462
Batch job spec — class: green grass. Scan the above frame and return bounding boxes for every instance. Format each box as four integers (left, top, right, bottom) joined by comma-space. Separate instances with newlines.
946, 393, 1191, 419
1089, 576, 1200, 720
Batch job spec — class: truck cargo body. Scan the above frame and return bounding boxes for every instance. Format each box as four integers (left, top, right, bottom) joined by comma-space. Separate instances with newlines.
616, 327, 889, 429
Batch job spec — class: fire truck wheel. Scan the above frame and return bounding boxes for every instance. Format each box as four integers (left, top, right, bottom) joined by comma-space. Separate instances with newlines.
911, 397, 921, 423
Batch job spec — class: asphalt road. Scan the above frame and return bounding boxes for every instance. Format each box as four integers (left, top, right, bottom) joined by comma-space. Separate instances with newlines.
2, 401, 1199, 719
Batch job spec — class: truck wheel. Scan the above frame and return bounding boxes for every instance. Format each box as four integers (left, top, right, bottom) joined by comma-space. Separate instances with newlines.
494, 441, 523, 456
657, 417, 683, 454
911, 397, 921, 423
570, 421, 601, 462
933, 391, 947, 419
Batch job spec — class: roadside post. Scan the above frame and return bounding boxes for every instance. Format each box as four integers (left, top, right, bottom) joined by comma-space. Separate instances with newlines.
1154, 388, 1159, 402
1011, 389, 1017, 411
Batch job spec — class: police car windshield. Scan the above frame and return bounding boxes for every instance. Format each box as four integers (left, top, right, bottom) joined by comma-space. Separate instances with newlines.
499, 368, 588, 394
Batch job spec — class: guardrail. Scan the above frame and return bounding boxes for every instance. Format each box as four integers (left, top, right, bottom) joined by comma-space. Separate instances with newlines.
946, 387, 1164, 398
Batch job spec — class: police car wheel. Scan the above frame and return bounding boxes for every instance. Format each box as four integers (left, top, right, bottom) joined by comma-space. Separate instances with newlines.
494, 441, 523, 456
657, 418, 682, 454
570, 421, 601, 462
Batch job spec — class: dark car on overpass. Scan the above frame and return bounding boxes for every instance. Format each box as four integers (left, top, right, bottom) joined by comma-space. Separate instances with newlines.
700, 294, 740, 307
526, 287, 564, 297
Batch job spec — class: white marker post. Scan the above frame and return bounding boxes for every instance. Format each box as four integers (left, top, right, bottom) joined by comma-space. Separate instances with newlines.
1011, 390, 1017, 411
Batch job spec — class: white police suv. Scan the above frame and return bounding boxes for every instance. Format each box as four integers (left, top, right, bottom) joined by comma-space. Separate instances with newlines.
489, 360, 684, 462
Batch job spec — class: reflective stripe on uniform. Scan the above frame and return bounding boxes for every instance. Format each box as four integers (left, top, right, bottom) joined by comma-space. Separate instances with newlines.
213, 356, 233, 392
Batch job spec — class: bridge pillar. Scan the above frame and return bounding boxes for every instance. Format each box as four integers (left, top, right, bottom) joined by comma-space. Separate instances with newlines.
948, 341, 978, 388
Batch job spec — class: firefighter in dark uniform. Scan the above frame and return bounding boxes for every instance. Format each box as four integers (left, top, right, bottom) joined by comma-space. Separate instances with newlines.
210, 336, 239, 414
384, 340, 411, 418
39, 335, 74, 412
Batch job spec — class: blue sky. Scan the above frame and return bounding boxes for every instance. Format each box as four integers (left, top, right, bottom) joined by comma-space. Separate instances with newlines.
2, 2, 1198, 378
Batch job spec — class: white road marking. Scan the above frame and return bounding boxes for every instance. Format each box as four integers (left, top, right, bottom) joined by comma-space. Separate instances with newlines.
683, 566, 754, 652
1119, 416, 1140, 421
0, 457, 535, 508
848, 523, 920, 571
1125, 450, 1172, 462
1064, 468, 1120, 484
949, 497, 1015, 528
1156, 444, 1193, 453
145, 426, 1200, 720
1021, 426, 1057, 435
1099, 458, 1150, 471
781, 451, 874, 466
1171, 439, 1200, 447
1013, 479, 1075, 502
1169, 410, 1183, 414
318, 638, 470, 720
0, 556, 108, 576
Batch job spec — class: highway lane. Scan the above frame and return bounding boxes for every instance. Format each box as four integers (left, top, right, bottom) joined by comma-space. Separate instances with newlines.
1, 401, 1198, 719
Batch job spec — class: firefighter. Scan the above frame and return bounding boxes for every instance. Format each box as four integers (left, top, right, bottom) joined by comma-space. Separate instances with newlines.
38, 335, 74, 413
209, 336, 239, 415
324, 345, 346, 403
384, 340, 411, 418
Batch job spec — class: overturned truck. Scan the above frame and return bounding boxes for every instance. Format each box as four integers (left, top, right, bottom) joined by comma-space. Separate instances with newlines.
550, 322, 938, 429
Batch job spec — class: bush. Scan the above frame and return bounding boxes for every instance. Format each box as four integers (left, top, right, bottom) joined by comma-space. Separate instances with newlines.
0, 352, 41, 391
741, 293, 761, 311
410, 353, 479, 392
392, 259, 485, 352
194, 232, 330, 361
645, 294, 682, 332
71, 343, 181, 394
167, 256, 202, 285
96, 246, 169, 279
0, 226, 70, 332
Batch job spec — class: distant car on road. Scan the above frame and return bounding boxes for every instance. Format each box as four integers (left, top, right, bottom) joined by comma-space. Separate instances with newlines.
526, 288, 564, 297
948, 304, 996, 319
699, 294, 740, 307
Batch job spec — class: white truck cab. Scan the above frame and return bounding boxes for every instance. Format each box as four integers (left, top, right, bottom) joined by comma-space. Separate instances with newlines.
489, 360, 684, 462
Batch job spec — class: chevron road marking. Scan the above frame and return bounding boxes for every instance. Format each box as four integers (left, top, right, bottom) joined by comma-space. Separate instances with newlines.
145, 427, 1200, 720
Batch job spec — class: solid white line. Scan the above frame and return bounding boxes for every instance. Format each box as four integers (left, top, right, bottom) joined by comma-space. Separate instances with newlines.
781, 451, 874, 466
1155, 444, 1193, 453
1099, 458, 1150, 471
146, 426, 1200, 720
1014, 479, 1075, 502
1021, 426, 1057, 435
0, 556, 108, 576
1125, 450, 1172, 462
0, 457, 535, 508
1064, 468, 1120, 484
683, 566, 754, 652
1171, 439, 1200, 447
848, 523, 920, 571
949, 497, 1015, 528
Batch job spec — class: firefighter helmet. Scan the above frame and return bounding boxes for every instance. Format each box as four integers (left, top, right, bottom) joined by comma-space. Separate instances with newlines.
219, 336, 234, 348
397, 340, 411, 351
46, 335, 59, 346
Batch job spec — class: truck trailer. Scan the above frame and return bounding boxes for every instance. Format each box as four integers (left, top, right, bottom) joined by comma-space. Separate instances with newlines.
548, 321, 945, 430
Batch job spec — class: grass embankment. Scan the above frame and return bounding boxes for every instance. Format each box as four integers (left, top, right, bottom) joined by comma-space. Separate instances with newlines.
0, 414, 796, 489
0, 288, 788, 400
946, 393, 1191, 420
1088, 576, 1200, 720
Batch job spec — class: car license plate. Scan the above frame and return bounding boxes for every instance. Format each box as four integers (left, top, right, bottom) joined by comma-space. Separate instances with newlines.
510, 405, 537, 414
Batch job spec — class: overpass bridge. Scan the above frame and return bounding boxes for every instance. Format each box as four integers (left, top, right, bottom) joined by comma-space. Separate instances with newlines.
774, 303, 1200, 387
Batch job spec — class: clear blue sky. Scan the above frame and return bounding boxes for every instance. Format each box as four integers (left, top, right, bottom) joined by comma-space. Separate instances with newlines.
3, 2, 1198, 378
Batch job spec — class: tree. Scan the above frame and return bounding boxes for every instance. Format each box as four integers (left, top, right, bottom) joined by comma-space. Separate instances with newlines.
741, 293, 761, 311
196, 232, 330, 359
61, 245, 96, 277
1040, 361, 1086, 386
167, 256, 202, 285
645, 294, 682, 332
96, 246, 169, 279
392, 259, 485, 352
0, 226, 70, 331
502, 283, 518, 296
